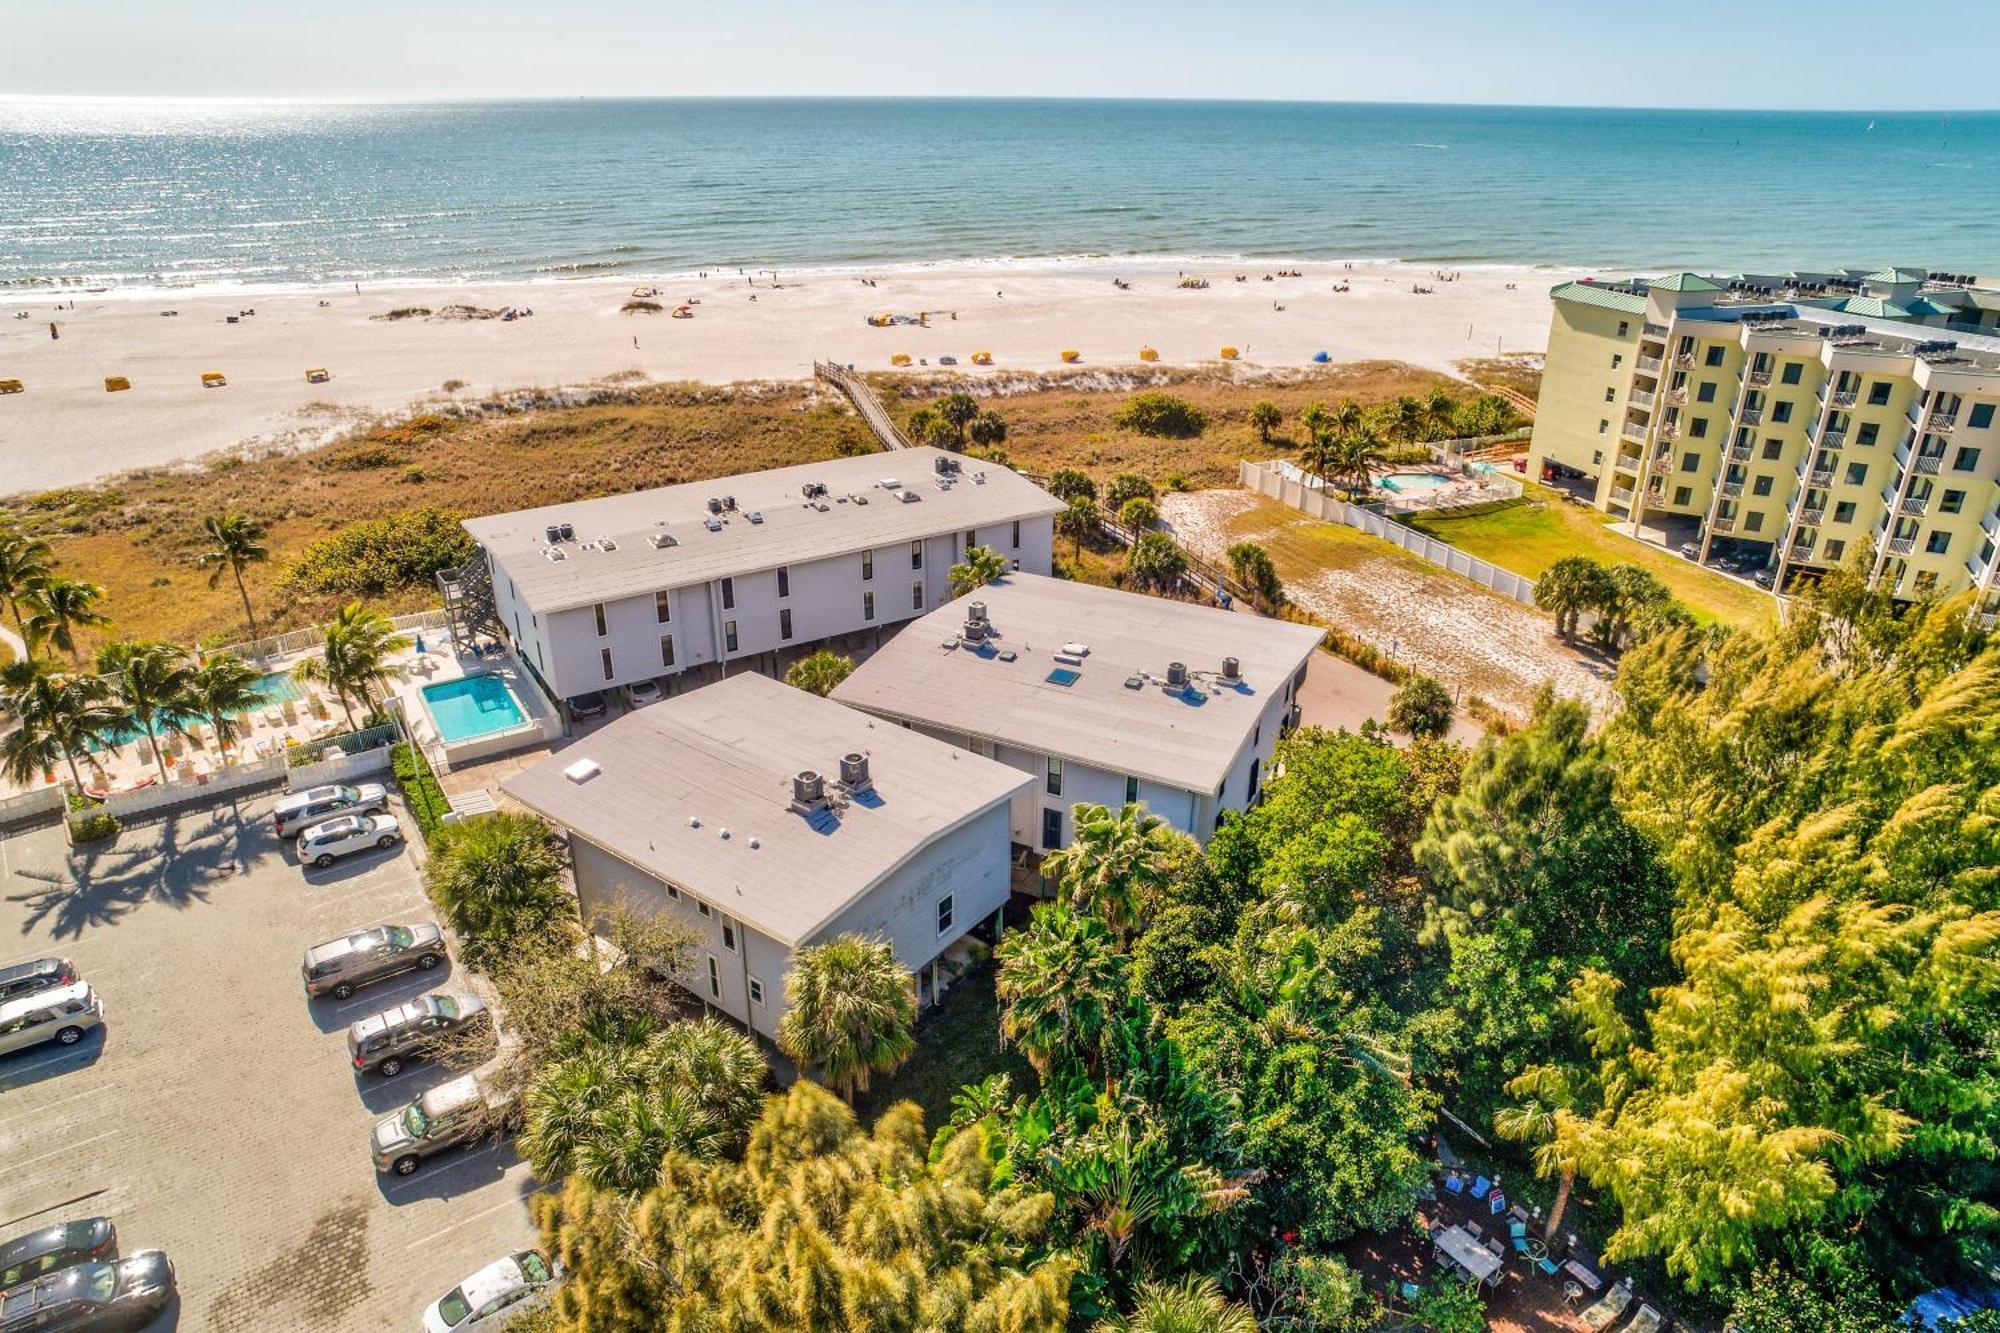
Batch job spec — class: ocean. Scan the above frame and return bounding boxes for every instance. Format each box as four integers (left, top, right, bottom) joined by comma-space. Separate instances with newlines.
1, 98, 1994, 292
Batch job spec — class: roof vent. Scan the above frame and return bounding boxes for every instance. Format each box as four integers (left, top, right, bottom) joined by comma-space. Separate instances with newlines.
897, 490, 922, 504
648, 532, 679, 549
1165, 661, 1189, 689
967, 601, 988, 624
704, 517, 723, 533
543, 547, 566, 562
837, 752, 872, 793
880, 478, 902, 490
687, 815, 702, 828
544, 524, 564, 545
792, 769, 826, 812
563, 758, 599, 783
802, 481, 828, 500
599, 537, 618, 552
1222, 656, 1240, 682
722, 495, 737, 511
1061, 641, 1089, 657
971, 472, 987, 485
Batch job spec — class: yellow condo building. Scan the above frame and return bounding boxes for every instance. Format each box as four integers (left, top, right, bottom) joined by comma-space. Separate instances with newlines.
1528, 266, 2000, 618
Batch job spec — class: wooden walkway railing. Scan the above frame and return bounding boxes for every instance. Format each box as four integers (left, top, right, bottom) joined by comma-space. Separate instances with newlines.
814, 360, 912, 451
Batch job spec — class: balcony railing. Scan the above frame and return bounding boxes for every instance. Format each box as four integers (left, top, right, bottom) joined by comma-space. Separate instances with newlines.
1931, 413, 1957, 433
1616, 448, 1643, 469
1728, 443, 1753, 462
1661, 421, 1681, 440
1720, 480, 1745, 498
1895, 438, 1913, 468
1748, 369, 1772, 386
1610, 485, 1635, 504
1970, 552, 1992, 582
1799, 507, 1826, 526
1674, 352, 1696, 368
1643, 321, 1669, 338
1912, 452, 1944, 475
1621, 422, 1648, 443
1711, 513, 1737, 533
1885, 535, 1916, 556
1832, 389, 1858, 406
1630, 388, 1656, 409
1666, 386, 1687, 405
1808, 469, 1835, 487
1900, 494, 1931, 516
1984, 508, 2000, 540
1791, 541, 1818, 560
1818, 428, 1846, 449
1739, 407, 1763, 426
1637, 354, 1663, 372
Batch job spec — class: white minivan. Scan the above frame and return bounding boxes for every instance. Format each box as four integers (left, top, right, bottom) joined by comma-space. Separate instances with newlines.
0, 981, 104, 1056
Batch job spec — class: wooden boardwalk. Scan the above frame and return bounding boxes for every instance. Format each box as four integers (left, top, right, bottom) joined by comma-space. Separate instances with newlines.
814, 360, 912, 450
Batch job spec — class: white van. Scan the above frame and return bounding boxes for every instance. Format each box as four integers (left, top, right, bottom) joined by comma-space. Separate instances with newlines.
0, 981, 103, 1056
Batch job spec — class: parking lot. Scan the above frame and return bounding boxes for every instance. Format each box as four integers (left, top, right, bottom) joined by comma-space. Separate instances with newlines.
0, 789, 540, 1331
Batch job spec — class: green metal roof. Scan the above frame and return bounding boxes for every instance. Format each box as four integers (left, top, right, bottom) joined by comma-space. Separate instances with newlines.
1829, 296, 1915, 320
1651, 272, 1724, 292
1906, 297, 1959, 317
1865, 266, 1927, 284
1550, 281, 1647, 315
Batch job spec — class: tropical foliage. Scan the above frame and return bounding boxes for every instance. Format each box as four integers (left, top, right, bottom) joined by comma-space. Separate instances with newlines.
1114, 393, 1207, 439
776, 935, 916, 1101
1387, 673, 1453, 739
783, 648, 855, 696
948, 544, 1010, 597
196, 511, 270, 639
281, 506, 475, 599
292, 600, 410, 728
425, 812, 574, 963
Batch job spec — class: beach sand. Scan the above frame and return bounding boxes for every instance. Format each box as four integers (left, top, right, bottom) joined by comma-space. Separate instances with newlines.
0, 259, 1568, 496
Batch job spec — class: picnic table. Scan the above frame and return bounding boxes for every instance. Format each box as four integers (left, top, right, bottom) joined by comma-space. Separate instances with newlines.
1565, 1259, 1603, 1291
1434, 1224, 1504, 1286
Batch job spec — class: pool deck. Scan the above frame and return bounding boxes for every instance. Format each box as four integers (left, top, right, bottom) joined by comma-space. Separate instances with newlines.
391, 644, 562, 770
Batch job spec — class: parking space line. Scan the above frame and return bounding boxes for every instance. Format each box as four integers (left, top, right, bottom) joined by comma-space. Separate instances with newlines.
10, 1128, 117, 1172
0, 1085, 121, 1131
402, 1188, 544, 1251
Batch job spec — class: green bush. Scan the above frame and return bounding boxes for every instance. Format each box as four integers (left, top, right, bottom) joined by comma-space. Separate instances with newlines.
1104, 472, 1156, 511
1118, 497, 1160, 530
283, 507, 475, 600
426, 811, 573, 967
392, 741, 448, 840
1114, 392, 1208, 439
68, 810, 120, 844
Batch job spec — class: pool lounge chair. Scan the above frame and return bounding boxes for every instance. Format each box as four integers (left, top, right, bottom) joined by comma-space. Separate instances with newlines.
1625, 1304, 1666, 1333
1470, 1176, 1491, 1200
1580, 1280, 1634, 1330
1444, 1174, 1466, 1195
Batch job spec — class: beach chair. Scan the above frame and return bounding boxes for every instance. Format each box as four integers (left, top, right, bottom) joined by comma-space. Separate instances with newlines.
1625, 1305, 1665, 1333
1219, 346, 1240, 360
1490, 1190, 1507, 1214
201, 371, 227, 388
1536, 1256, 1561, 1278
970, 351, 993, 366
1059, 349, 1081, 363
1469, 1176, 1492, 1200
305, 367, 330, 383
1580, 1280, 1633, 1330
0, 379, 23, 394
890, 354, 912, 367
1444, 1174, 1466, 1195
1138, 346, 1159, 362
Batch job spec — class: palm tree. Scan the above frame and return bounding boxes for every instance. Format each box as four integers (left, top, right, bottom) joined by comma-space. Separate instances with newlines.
0, 663, 119, 792
1327, 426, 1386, 498
1424, 385, 1457, 439
1298, 400, 1331, 443
934, 392, 979, 449
1040, 801, 1180, 939
0, 528, 54, 647
1298, 431, 1340, 492
94, 641, 195, 781
292, 601, 409, 729
784, 649, 855, 697
574, 1086, 724, 1194
1248, 400, 1281, 444
26, 577, 111, 664
1495, 1064, 1585, 1242
1533, 555, 1610, 641
195, 512, 270, 640
1390, 394, 1426, 441
949, 544, 1009, 597
1057, 495, 1099, 560
184, 652, 268, 756
776, 934, 915, 1102
1093, 1277, 1257, 1333
1330, 398, 1364, 438
996, 901, 1124, 1075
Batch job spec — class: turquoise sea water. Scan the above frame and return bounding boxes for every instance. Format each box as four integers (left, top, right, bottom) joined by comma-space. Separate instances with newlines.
421, 675, 526, 742
2, 98, 1995, 290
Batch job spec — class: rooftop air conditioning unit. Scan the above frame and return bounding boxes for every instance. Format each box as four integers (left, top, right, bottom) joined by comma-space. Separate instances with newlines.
746, 511, 764, 524
707, 497, 724, 514
558, 523, 575, 542
897, 490, 921, 504
1221, 656, 1241, 682
967, 601, 987, 623
648, 532, 678, 549
723, 495, 737, 511
704, 518, 723, 533
792, 769, 826, 812
1165, 661, 1189, 689
837, 752, 872, 793
963, 617, 985, 642
544, 524, 563, 545
880, 478, 902, 490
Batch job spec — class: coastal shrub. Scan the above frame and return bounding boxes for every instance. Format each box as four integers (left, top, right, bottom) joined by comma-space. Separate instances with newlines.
1164, 471, 1190, 492
1388, 674, 1455, 739
785, 649, 855, 697
621, 299, 663, 314
372, 414, 454, 448
320, 444, 403, 472
968, 409, 1007, 448
67, 810, 120, 845
426, 811, 573, 967
392, 741, 448, 839
1115, 392, 1207, 439
283, 506, 475, 600
1119, 497, 1160, 530
1104, 472, 1156, 512
1045, 468, 1097, 504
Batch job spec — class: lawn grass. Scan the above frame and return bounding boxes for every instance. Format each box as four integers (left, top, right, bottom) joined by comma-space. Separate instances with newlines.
852, 964, 1033, 1133
1225, 495, 1446, 580
1404, 483, 1775, 628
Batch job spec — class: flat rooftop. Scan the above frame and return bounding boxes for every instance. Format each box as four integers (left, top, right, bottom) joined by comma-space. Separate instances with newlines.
463, 447, 1062, 614
502, 672, 1030, 947
832, 573, 1324, 794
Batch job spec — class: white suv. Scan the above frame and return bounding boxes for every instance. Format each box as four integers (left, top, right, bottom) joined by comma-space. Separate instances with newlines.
297, 813, 403, 868
0, 981, 103, 1056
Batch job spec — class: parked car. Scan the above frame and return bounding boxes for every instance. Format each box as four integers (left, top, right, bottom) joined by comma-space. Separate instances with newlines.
625, 679, 662, 707
273, 782, 389, 838
295, 813, 403, 868
0, 984, 103, 1058
1714, 555, 1742, 573
422, 1249, 562, 1331
302, 924, 445, 1001
347, 992, 487, 1078
372, 1074, 509, 1176
0, 958, 76, 1007
1676, 540, 1700, 560
566, 691, 607, 721
1752, 567, 1776, 590
0, 1251, 173, 1332
0, 1219, 115, 1290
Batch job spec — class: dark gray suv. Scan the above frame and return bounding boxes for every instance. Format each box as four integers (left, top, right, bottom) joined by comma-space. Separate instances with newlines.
347, 992, 487, 1077
302, 924, 446, 1001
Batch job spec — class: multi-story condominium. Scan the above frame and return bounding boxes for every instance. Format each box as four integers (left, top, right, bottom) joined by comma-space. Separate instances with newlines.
458, 448, 1062, 704
832, 572, 1323, 849
1528, 266, 2000, 615
503, 672, 1031, 1034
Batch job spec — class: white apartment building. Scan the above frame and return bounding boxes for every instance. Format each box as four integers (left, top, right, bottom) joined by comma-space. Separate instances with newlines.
502, 672, 1033, 1038
832, 573, 1323, 849
460, 448, 1061, 703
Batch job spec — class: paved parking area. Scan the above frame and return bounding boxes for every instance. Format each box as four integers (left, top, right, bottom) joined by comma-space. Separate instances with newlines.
0, 791, 540, 1331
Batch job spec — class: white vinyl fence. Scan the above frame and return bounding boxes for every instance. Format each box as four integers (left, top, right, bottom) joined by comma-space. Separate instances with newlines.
0, 786, 65, 831
214, 608, 450, 666
1239, 459, 1539, 607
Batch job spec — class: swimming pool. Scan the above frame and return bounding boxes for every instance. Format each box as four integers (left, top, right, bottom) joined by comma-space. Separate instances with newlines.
420, 674, 528, 742
93, 670, 302, 750
1378, 471, 1453, 493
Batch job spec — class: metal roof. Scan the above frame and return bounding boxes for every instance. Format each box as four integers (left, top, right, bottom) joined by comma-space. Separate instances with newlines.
832, 573, 1324, 794
465, 447, 1063, 614
502, 672, 1031, 947
1550, 281, 1648, 315
1650, 271, 1724, 293
1865, 266, 1928, 284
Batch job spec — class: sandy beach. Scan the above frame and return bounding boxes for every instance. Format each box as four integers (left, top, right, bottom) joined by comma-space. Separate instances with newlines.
0, 259, 1569, 496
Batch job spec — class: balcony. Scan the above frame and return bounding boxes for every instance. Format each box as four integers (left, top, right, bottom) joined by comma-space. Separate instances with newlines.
1884, 535, 1916, 555
1818, 428, 1846, 449
1739, 407, 1764, 426
1799, 507, 1826, 526
1666, 386, 1687, 405
1808, 469, 1835, 487
1790, 541, 1818, 560
1643, 321, 1669, 338
1894, 438, 1913, 468
1661, 421, 1681, 440
1674, 352, 1696, 368
1748, 369, 1772, 386
1610, 485, 1635, 505
1719, 480, 1745, 498
1931, 413, 1958, 433
1621, 422, 1648, 444
1912, 452, 1944, 476
1637, 354, 1663, 373
1630, 388, 1656, 409
1832, 389, 1858, 407
1900, 494, 1931, 517
1711, 513, 1737, 534
1970, 552, 1992, 582
1728, 442, 1753, 462
1984, 508, 2000, 540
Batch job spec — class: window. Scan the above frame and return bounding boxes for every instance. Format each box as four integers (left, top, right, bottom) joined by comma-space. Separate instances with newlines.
1942, 489, 1966, 515
910, 540, 924, 570
593, 603, 608, 637
667, 883, 680, 900
723, 619, 738, 653
706, 956, 721, 1000
696, 899, 711, 917
1858, 422, 1879, 446
655, 590, 671, 624
779, 608, 793, 640
1597, 419, 1609, 435
720, 577, 735, 611
1762, 437, 1782, 460
964, 528, 977, 552
1781, 362, 1803, 385
1773, 401, 1793, 424
722, 919, 737, 952
1744, 511, 1763, 532
1681, 453, 1699, 473
748, 976, 765, 1006
776, 566, 790, 598
1845, 462, 1868, 485
863, 590, 875, 620
1926, 530, 1952, 555
1971, 403, 1996, 429
1953, 447, 1982, 472
1041, 808, 1063, 850
1125, 774, 1139, 803
1046, 756, 1063, 796
660, 634, 676, 668
1705, 346, 1725, 367
1696, 382, 1716, 403
935, 894, 955, 938
1690, 418, 1709, 438
1752, 475, 1773, 497
1605, 387, 1617, 403
912, 581, 925, 611
1823, 539, 1845, 561
1673, 485, 1692, 506
600, 647, 614, 681
1834, 501, 1856, 523
1591, 449, 1603, 466
1868, 381, 1891, 406
862, 550, 874, 581
1012, 520, 1022, 547
1617, 320, 1630, 338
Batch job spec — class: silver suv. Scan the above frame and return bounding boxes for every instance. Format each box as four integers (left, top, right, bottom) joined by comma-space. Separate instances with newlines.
274, 782, 389, 838
0, 982, 103, 1057
347, 992, 487, 1078
301, 924, 446, 1001
372, 1074, 510, 1176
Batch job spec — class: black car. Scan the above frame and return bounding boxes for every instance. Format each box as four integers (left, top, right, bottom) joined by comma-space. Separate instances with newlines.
566, 692, 607, 721
0, 959, 76, 1007
347, 992, 488, 1077
0, 1219, 115, 1290
0, 1251, 173, 1332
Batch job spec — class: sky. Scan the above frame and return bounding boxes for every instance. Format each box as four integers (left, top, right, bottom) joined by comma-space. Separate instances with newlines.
5, 0, 1998, 110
